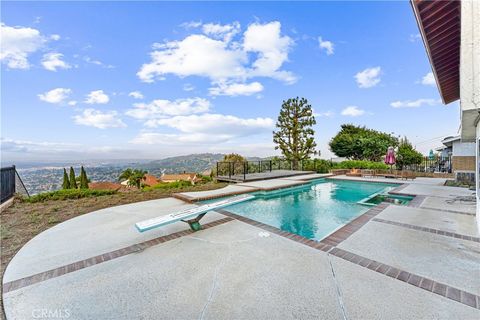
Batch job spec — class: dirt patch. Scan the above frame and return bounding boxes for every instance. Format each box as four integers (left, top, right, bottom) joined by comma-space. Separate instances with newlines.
0, 182, 227, 317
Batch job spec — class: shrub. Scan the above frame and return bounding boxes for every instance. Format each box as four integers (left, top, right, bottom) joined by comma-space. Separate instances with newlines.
301, 159, 333, 173
25, 189, 117, 203
142, 180, 192, 191
333, 160, 389, 170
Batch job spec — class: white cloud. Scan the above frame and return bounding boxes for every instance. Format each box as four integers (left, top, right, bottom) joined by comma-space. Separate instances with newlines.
354, 67, 382, 88
130, 132, 232, 144
83, 56, 114, 69
243, 21, 296, 83
137, 21, 295, 85
41, 52, 71, 71
73, 109, 126, 129
0, 23, 46, 69
341, 106, 365, 117
421, 72, 436, 86
85, 90, 110, 104
144, 113, 273, 135
38, 88, 72, 104
409, 33, 421, 42
202, 22, 240, 42
183, 83, 195, 91
318, 36, 334, 55
68, 100, 77, 106
390, 98, 440, 108
126, 97, 210, 120
209, 81, 264, 96
131, 113, 274, 144
180, 21, 202, 29
313, 110, 334, 117
128, 91, 144, 99
50, 34, 61, 41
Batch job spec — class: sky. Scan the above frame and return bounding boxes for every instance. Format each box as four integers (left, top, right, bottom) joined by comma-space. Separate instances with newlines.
1, 1, 461, 162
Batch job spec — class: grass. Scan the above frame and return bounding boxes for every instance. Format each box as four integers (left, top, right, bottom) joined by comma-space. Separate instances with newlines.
0, 181, 228, 288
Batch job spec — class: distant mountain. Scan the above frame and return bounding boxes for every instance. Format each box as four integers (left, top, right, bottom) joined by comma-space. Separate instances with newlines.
139, 153, 225, 175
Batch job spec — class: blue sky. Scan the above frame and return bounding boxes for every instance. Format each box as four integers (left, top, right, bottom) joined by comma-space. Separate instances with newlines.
1, 1, 460, 162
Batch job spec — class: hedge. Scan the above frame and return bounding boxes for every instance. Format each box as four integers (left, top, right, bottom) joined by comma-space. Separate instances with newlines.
25, 189, 117, 203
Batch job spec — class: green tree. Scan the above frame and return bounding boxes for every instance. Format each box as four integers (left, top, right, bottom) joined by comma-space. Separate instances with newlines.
79, 166, 89, 189
62, 168, 70, 190
222, 153, 246, 162
329, 124, 398, 161
69, 167, 77, 189
395, 137, 424, 170
119, 168, 147, 189
273, 97, 317, 169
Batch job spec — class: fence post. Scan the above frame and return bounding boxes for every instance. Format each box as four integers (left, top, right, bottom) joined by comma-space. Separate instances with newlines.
244, 162, 246, 181
229, 162, 232, 179
269, 160, 272, 172
216, 162, 219, 177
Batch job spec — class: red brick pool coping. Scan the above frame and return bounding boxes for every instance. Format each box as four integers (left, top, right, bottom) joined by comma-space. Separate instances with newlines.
4, 181, 478, 310
216, 204, 480, 310
2, 217, 234, 294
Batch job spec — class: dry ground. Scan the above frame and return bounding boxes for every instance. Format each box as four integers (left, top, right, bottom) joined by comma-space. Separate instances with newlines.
0, 182, 227, 318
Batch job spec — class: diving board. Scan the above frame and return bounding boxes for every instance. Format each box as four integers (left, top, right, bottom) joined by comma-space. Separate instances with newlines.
135, 194, 255, 232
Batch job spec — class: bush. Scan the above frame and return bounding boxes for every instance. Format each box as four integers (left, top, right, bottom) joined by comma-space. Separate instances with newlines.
333, 160, 389, 170
142, 180, 192, 191
25, 189, 117, 203
301, 159, 333, 173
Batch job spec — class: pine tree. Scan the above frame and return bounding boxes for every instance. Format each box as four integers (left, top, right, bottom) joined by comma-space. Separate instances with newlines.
273, 97, 317, 169
69, 167, 77, 189
62, 168, 70, 189
80, 166, 89, 189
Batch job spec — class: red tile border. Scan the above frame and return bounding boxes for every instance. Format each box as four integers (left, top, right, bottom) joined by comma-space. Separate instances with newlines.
372, 218, 480, 243
319, 203, 390, 246
329, 247, 479, 309
3, 217, 234, 294
218, 205, 480, 310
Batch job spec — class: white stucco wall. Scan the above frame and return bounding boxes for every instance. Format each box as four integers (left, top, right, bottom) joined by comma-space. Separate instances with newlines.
452, 140, 476, 156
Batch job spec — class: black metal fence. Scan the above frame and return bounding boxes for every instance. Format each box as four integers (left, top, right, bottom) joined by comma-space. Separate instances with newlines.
1, 165, 29, 203
399, 155, 452, 173
215, 159, 331, 180
1, 166, 16, 203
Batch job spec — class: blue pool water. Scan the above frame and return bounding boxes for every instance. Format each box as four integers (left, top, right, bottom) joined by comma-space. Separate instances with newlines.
217, 179, 397, 240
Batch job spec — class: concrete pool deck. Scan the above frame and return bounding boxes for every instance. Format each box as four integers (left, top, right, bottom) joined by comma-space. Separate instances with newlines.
3, 174, 479, 319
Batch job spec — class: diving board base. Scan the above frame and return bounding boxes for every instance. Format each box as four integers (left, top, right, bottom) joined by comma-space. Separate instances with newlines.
182, 213, 206, 231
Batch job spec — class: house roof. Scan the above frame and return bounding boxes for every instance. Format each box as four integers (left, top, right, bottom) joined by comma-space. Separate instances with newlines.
143, 174, 160, 187
161, 173, 198, 181
411, 0, 461, 104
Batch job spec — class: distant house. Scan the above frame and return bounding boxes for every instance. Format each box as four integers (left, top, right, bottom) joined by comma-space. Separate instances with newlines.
119, 174, 160, 187
438, 136, 475, 183
142, 174, 160, 187
160, 173, 199, 185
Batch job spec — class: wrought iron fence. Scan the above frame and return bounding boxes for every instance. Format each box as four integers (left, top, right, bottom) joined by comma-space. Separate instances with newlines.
216, 160, 299, 180
399, 155, 452, 173
1, 165, 29, 203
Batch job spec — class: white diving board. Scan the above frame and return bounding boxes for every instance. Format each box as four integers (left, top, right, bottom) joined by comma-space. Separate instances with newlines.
135, 194, 255, 232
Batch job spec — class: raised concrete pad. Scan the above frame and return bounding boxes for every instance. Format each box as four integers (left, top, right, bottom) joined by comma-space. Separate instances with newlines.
377, 205, 479, 237
3, 198, 225, 282
237, 179, 309, 190
3, 221, 344, 320
338, 221, 480, 295
421, 195, 476, 215
331, 255, 480, 319
281, 173, 332, 181
329, 175, 447, 186
399, 184, 474, 198
175, 184, 257, 201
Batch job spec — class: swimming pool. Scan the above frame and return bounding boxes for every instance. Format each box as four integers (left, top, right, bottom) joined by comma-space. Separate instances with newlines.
217, 179, 398, 241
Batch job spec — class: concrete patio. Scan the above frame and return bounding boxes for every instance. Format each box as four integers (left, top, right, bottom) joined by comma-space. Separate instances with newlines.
3, 174, 479, 319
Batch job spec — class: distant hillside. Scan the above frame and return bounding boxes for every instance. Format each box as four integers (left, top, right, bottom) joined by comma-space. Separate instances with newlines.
138, 153, 267, 175
139, 153, 225, 175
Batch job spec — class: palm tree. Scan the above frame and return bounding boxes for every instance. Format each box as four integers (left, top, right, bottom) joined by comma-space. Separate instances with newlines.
119, 168, 147, 189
